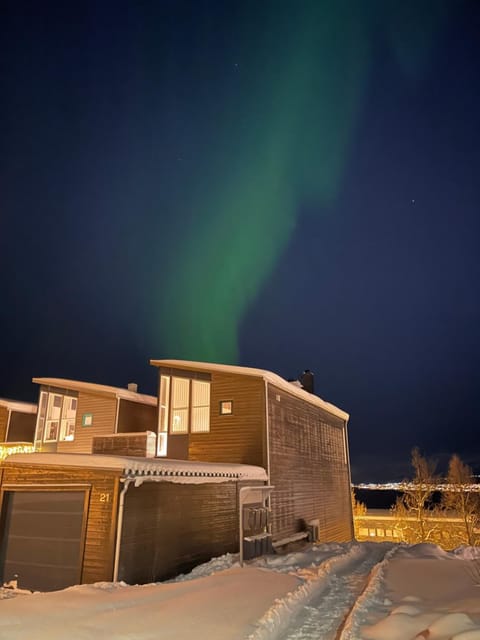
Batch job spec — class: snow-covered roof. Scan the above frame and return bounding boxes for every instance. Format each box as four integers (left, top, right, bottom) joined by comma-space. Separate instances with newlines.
3, 453, 268, 484
32, 378, 156, 406
150, 359, 349, 421
0, 398, 37, 414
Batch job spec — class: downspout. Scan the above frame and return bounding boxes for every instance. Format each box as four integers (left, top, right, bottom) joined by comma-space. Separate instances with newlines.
113, 477, 133, 582
5, 409, 11, 440
344, 418, 355, 540
264, 379, 272, 534
114, 397, 120, 433
264, 380, 271, 482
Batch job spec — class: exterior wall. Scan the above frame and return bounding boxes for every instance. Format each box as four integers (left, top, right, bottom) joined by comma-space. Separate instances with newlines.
0, 407, 8, 442
56, 391, 117, 454
0, 462, 120, 585
267, 384, 353, 543
6, 411, 37, 443
92, 432, 156, 457
188, 371, 266, 467
118, 479, 263, 584
117, 399, 156, 434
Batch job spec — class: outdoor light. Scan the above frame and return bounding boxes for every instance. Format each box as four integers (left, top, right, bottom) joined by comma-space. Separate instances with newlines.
0, 443, 35, 460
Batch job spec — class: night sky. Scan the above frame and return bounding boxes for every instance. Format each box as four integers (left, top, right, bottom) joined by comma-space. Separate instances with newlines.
1, 1, 479, 482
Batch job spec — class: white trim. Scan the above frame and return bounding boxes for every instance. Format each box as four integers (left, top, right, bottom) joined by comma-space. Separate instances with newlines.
150, 359, 349, 421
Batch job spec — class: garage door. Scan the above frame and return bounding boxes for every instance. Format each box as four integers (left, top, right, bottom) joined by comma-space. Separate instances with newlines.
0, 490, 87, 592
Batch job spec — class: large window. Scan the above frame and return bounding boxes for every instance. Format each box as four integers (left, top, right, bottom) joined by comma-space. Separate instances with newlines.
191, 380, 210, 433
157, 375, 210, 440
35, 391, 78, 444
171, 378, 190, 434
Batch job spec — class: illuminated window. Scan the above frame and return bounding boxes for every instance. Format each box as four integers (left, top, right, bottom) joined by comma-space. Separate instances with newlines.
191, 380, 210, 433
220, 400, 233, 415
44, 394, 62, 442
158, 375, 211, 438
171, 377, 190, 434
376, 528, 385, 537
35, 391, 78, 445
60, 397, 77, 441
358, 527, 369, 537
158, 375, 170, 433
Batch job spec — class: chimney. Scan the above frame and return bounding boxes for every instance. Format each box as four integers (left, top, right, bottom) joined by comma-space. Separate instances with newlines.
299, 369, 314, 394
127, 382, 138, 393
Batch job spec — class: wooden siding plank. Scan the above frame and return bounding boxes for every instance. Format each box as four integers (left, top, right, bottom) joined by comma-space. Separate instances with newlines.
267, 384, 353, 543
188, 372, 266, 467
117, 400, 156, 434
118, 479, 263, 584
56, 392, 117, 454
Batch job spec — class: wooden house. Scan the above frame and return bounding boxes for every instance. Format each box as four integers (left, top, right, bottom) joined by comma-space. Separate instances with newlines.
0, 398, 37, 451
31, 378, 157, 454
149, 360, 354, 545
0, 453, 267, 592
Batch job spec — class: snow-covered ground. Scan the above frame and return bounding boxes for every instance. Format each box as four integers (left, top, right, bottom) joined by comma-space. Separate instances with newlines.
1, 541, 479, 639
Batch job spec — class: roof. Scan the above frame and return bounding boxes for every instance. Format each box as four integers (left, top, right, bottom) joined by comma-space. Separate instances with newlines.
32, 378, 156, 406
3, 453, 268, 485
0, 398, 37, 414
150, 359, 349, 421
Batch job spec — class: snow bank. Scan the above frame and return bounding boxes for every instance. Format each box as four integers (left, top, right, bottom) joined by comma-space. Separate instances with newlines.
356, 544, 480, 640
1, 541, 480, 640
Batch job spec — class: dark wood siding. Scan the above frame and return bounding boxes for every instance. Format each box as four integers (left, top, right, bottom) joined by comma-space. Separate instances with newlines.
0, 407, 8, 442
188, 371, 266, 467
0, 463, 120, 585
117, 399, 156, 434
267, 384, 353, 543
57, 392, 117, 454
6, 411, 36, 443
119, 479, 262, 584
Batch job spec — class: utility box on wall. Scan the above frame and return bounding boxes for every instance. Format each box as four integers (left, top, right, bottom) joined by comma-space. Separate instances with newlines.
239, 485, 273, 564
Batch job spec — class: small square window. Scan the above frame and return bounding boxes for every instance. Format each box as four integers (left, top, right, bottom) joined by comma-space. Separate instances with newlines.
220, 401, 233, 415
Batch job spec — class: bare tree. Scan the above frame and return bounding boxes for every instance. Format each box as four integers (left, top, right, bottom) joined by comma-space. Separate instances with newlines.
351, 488, 366, 516
392, 447, 440, 543
442, 454, 480, 546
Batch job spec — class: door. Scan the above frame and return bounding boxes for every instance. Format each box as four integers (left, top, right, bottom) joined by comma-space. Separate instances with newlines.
0, 490, 88, 592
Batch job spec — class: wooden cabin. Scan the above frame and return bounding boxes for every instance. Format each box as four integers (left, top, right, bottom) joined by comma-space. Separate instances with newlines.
31, 378, 157, 454
0, 398, 37, 451
0, 453, 267, 592
149, 360, 354, 545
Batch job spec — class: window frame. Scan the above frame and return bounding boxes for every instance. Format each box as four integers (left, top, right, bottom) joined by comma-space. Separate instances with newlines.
35, 391, 78, 444
219, 400, 233, 415
158, 375, 211, 436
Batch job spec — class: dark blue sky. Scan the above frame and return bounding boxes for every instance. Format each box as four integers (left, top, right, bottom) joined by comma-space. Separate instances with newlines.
1, 1, 479, 481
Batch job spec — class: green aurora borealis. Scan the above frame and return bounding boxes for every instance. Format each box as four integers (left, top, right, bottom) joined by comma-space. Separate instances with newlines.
158, 1, 448, 364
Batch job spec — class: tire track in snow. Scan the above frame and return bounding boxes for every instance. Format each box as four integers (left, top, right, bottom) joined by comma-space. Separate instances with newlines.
278, 544, 393, 640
